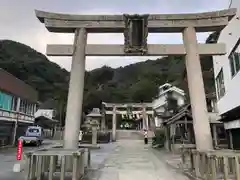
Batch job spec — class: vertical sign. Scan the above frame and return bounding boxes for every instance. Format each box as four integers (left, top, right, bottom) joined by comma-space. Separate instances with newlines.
16, 140, 23, 160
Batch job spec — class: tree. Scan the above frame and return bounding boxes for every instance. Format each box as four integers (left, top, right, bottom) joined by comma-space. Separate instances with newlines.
131, 79, 159, 102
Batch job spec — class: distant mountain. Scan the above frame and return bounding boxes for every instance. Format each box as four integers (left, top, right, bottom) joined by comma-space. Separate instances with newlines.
0, 40, 69, 101
0, 38, 215, 120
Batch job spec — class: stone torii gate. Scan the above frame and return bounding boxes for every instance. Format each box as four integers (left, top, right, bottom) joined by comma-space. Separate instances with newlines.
35, 8, 236, 151
102, 102, 153, 141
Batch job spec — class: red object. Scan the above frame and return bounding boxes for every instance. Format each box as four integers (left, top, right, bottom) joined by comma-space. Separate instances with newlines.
16, 140, 23, 160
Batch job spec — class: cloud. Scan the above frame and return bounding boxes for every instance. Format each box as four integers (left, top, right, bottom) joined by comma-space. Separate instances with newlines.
0, 0, 229, 71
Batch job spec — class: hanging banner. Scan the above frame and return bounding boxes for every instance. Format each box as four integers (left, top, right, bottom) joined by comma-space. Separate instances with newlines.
16, 140, 23, 160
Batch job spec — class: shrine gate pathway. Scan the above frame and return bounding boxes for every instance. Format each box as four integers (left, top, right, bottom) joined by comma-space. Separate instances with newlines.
88, 138, 189, 180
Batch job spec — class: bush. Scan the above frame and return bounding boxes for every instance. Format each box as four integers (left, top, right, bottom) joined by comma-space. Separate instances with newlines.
152, 128, 165, 148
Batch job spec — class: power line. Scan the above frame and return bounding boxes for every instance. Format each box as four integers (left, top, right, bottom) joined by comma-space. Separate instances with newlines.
229, 0, 233, 8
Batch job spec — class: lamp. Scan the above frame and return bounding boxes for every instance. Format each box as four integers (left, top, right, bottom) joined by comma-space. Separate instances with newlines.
86, 108, 101, 145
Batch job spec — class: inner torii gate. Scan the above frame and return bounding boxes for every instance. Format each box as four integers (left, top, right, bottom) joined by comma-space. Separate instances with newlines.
35, 8, 236, 151
102, 102, 153, 141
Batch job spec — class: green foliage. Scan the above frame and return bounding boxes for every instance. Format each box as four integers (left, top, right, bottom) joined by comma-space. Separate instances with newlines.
0, 40, 69, 102
0, 40, 215, 124
152, 128, 166, 148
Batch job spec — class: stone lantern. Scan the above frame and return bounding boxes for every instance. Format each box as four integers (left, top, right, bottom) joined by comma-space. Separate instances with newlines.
86, 108, 101, 145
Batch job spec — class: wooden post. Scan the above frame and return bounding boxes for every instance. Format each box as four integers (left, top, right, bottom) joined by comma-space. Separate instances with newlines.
229, 130, 233, 149
164, 126, 170, 151
88, 149, 91, 167
212, 124, 218, 148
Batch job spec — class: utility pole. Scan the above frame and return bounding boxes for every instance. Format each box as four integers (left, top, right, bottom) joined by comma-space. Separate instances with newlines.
12, 98, 21, 146
228, 0, 233, 8
12, 113, 19, 146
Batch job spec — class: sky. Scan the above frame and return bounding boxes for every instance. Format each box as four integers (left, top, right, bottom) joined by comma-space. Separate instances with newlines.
0, 0, 233, 71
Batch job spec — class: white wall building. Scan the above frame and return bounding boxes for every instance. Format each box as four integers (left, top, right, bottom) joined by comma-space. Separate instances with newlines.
213, 7, 240, 115
152, 83, 185, 127
213, 3, 240, 149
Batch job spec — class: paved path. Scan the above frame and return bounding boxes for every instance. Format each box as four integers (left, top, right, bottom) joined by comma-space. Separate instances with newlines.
0, 139, 59, 180
90, 140, 189, 180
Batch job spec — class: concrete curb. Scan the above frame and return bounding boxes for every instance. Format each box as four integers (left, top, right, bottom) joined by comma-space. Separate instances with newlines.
13, 160, 26, 173
13, 153, 27, 173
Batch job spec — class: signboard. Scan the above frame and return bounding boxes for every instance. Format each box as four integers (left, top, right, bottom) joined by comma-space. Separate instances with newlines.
34, 109, 55, 119
224, 119, 240, 129
124, 14, 148, 55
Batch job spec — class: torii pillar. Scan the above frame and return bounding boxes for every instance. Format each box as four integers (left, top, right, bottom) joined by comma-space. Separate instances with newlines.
64, 28, 87, 149
183, 27, 213, 150
142, 106, 148, 130
112, 106, 117, 142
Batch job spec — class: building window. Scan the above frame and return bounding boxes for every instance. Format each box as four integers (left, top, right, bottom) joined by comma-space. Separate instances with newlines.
11, 96, 18, 111
0, 90, 13, 111
216, 68, 225, 99
19, 99, 36, 115
229, 40, 240, 77
19, 99, 27, 113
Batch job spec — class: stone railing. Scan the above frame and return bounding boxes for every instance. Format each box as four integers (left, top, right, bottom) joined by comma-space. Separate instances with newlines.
180, 147, 240, 180
24, 146, 91, 180
53, 128, 111, 144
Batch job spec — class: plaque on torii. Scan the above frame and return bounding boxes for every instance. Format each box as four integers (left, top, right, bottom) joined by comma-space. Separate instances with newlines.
123, 14, 148, 55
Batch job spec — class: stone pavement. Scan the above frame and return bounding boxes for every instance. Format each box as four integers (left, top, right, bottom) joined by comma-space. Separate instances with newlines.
87, 139, 189, 180
0, 139, 61, 180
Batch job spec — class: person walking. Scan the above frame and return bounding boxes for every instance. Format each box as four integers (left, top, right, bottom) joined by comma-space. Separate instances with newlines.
144, 129, 148, 144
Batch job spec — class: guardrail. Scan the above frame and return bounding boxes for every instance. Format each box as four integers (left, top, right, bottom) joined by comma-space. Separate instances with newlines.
180, 147, 240, 180
23, 145, 91, 180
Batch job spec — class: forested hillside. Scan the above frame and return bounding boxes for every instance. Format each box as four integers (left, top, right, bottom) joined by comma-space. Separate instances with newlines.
0, 37, 216, 118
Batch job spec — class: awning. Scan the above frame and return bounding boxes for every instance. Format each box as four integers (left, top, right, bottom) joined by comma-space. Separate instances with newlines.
163, 104, 222, 125
34, 115, 58, 128
224, 119, 240, 129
